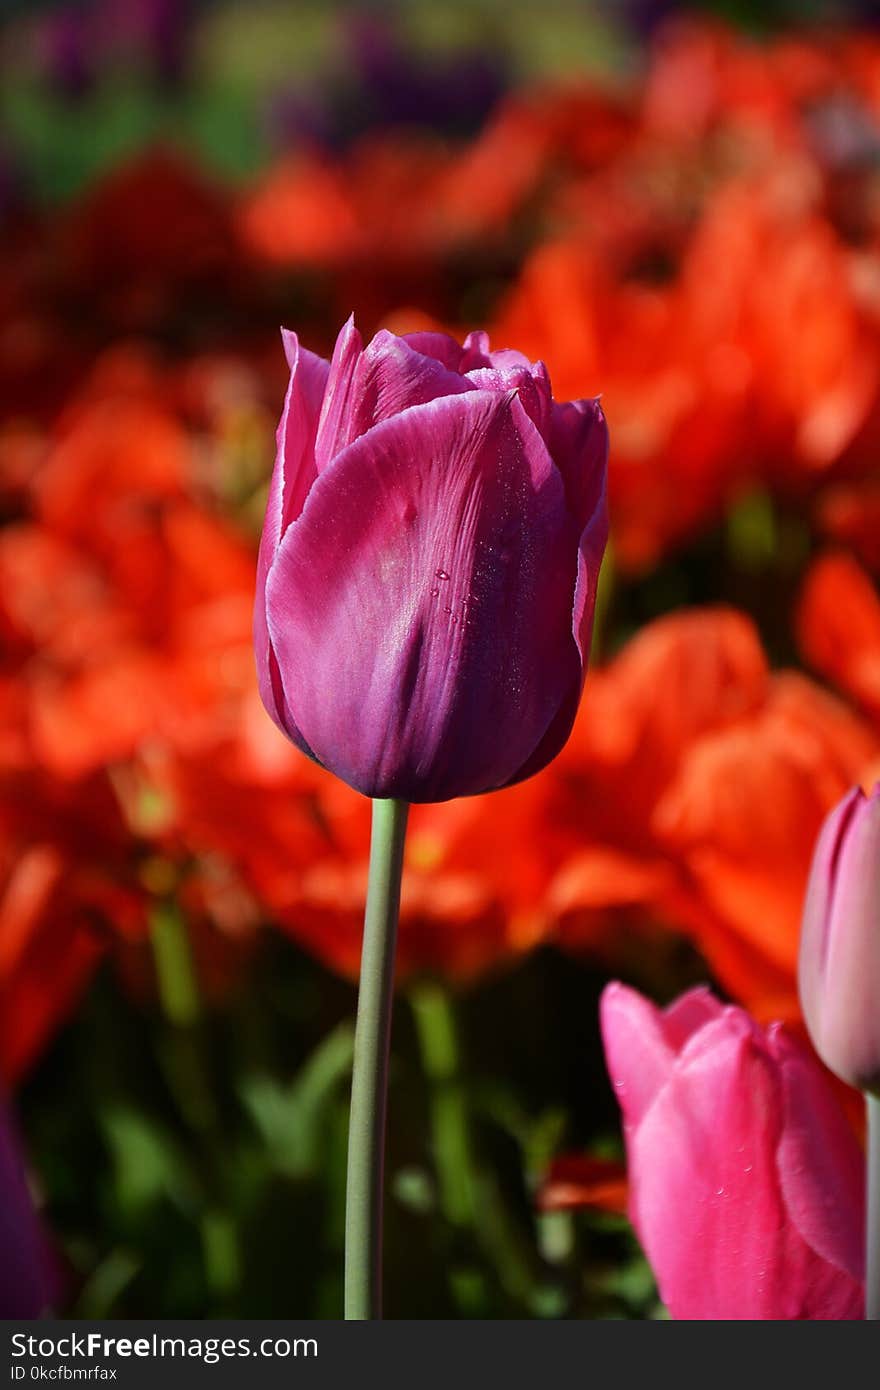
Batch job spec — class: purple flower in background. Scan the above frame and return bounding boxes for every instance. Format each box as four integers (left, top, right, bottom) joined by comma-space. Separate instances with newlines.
39, 8, 95, 100
266, 13, 507, 152
345, 15, 506, 136
0, 1098, 56, 1317
34, 0, 192, 95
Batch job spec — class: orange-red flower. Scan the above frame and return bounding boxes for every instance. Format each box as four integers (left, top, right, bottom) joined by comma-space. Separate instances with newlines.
815, 483, 880, 575
798, 551, 880, 727
0, 675, 144, 1082
547, 609, 878, 1018
165, 720, 559, 984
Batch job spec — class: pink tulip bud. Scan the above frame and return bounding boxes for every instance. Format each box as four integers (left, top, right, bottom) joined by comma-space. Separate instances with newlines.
254, 319, 608, 802
601, 982, 864, 1319
799, 784, 880, 1094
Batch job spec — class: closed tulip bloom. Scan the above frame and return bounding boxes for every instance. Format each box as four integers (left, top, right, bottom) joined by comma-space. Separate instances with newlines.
799, 784, 880, 1093
601, 982, 864, 1319
254, 319, 608, 802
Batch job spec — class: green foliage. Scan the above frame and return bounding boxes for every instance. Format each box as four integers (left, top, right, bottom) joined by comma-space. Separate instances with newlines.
20, 942, 656, 1318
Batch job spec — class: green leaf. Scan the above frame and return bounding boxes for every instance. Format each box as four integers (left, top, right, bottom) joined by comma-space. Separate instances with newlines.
239, 1021, 355, 1178
101, 1106, 196, 1218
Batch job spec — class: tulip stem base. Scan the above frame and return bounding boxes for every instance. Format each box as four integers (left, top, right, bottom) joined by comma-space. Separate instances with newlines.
868, 1094, 880, 1320
344, 797, 409, 1320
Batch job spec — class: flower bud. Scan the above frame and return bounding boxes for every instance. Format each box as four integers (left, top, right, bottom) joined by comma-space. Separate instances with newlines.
254, 319, 608, 803
799, 783, 880, 1093
601, 982, 864, 1319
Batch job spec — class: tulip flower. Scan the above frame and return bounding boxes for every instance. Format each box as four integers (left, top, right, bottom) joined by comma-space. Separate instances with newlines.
799, 784, 880, 1095
254, 318, 608, 804
799, 784, 880, 1319
255, 318, 608, 1318
601, 982, 864, 1319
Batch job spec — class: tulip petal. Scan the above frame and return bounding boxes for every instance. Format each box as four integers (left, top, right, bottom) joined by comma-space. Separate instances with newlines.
600, 983, 675, 1131
551, 399, 610, 662
314, 314, 363, 473
465, 363, 551, 434
770, 1027, 865, 1284
315, 326, 475, 470
349, 330, 475, 442
460, 334, 534, 374
817, 787, 880, 1091
460, 329, 491, 367
798, 785, 861, 1039
276, 328, 331, 531
254, 330, 329, 739
633, 1015, 861, 1319
661, 984, 726, 1049
265, 389, 580, 801
401, 331, 466, 371
499, 675, 581, 788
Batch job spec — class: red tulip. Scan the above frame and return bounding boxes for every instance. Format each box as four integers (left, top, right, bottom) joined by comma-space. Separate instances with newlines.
601, 982, 864, 1319
254, 319, 608, 802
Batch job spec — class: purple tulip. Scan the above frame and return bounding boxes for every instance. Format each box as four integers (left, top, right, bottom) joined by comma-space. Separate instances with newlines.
254, 320, 608, 803
799, 784, 880, 1094
38, 10, 95, 101
0, 1099, 56, 1317
266, 16, 507, 153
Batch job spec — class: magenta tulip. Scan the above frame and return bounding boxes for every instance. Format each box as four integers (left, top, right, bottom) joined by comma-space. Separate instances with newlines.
601, 982, 864, 1319
799, 784, 880, 1094
254, 319, 608, 802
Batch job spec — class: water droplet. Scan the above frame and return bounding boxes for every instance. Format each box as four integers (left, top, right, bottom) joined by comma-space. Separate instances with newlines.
742, 1164, 753, 1174
451, 615, 459, 626
430, 588, 439, 598
715, 1187, 725, 1196
435, 569, 450, 581
443, 605, 453, 614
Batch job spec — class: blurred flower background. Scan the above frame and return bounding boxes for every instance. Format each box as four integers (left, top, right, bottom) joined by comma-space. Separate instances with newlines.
3, 0, 880, 1318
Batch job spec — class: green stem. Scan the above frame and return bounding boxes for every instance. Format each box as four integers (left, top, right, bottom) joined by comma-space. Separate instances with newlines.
149, 902, 236, 1305
150, 900, 200, 1028
867, 1094, 880, 1320
344, 797, 409, 1320
149, 902, 215, 1133
409, 980, 540, 1312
